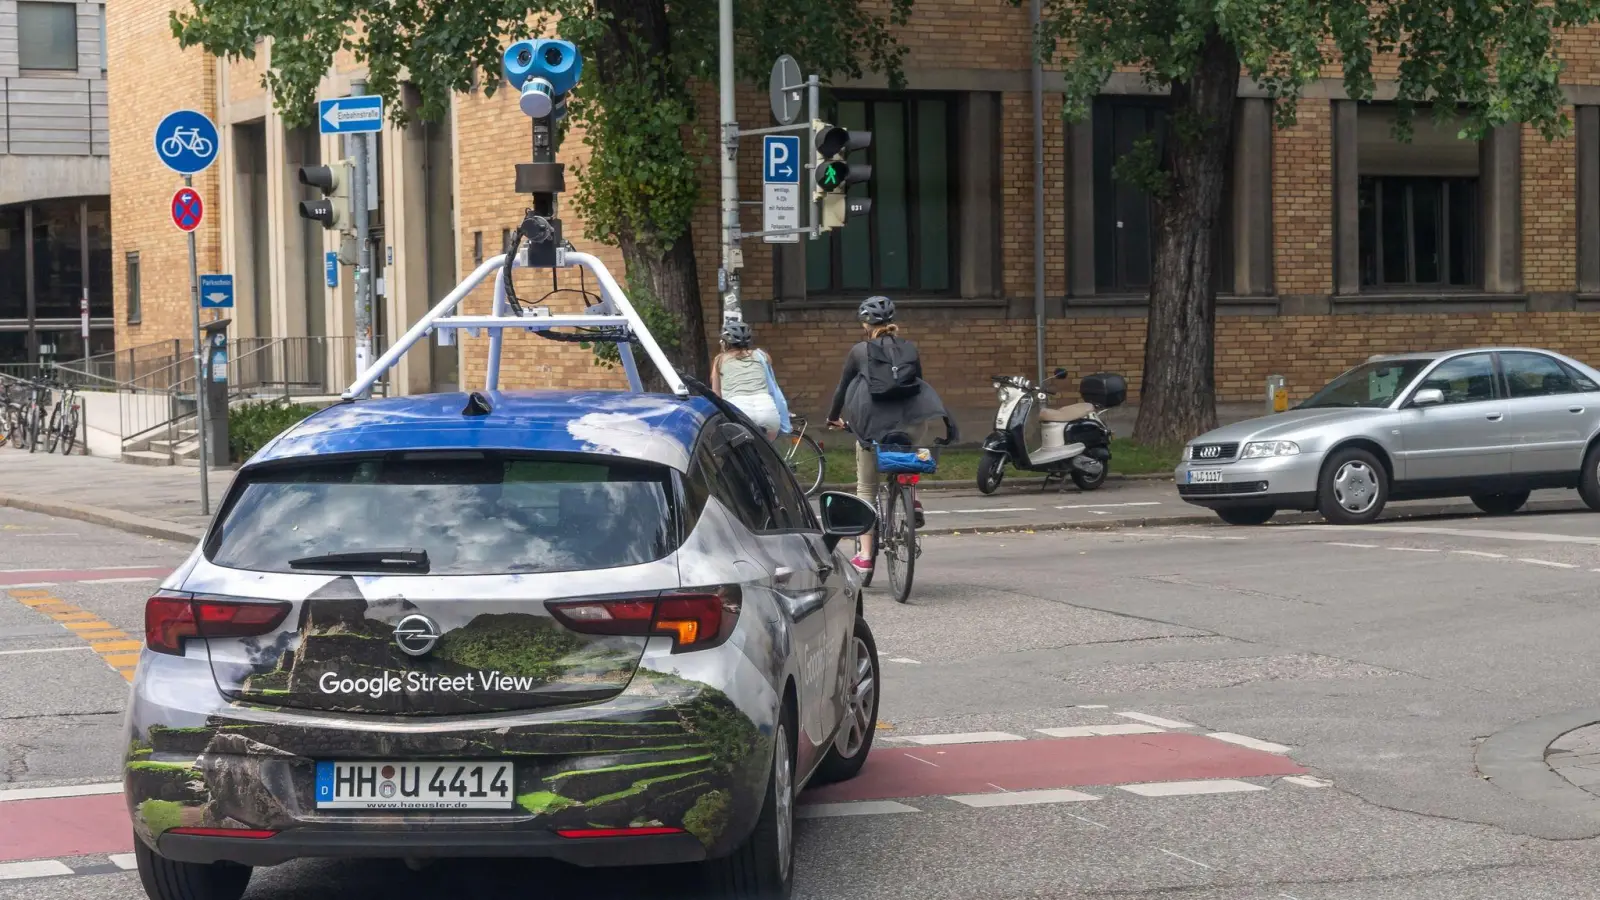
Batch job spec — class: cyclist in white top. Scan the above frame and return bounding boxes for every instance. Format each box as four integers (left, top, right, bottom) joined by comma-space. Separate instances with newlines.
711, 320, 790, 440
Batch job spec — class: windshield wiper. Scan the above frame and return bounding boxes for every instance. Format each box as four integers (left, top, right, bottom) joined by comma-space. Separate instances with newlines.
288, 548, 431, 572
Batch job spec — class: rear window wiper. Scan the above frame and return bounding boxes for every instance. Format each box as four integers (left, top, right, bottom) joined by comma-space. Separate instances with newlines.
287, 549, 431, 572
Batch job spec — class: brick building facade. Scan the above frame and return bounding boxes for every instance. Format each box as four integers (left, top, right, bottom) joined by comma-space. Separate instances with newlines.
106, 1, 1600, 434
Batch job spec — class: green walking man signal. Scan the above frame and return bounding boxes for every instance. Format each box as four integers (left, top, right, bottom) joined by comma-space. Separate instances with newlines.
811, 122, 873, 231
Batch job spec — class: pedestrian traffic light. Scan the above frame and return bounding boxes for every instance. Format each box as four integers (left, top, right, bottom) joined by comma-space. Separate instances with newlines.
297, 161, 354, 231
811, 122, 872, 232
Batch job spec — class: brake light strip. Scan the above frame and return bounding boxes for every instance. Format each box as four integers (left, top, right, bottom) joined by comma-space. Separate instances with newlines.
4, 588, 140, 681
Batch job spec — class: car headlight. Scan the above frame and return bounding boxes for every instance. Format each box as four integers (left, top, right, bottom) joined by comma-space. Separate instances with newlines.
1241, 440, 1300, 458
1181, 444, 1193, 461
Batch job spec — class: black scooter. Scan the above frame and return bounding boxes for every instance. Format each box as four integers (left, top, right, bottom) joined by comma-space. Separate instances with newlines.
977, 369, 1127, 494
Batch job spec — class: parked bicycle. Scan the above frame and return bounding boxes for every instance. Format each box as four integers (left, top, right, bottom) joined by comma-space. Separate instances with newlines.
44, 381, 81, 455
0, 379, 23, 449
772, 414, 826, 497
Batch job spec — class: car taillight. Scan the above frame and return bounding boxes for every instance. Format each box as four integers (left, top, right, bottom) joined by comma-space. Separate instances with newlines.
547, 587, 741, 653
144, 591, 291, 656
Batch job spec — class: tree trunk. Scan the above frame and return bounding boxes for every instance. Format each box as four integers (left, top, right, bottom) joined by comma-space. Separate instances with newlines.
618, 232, 709, 392
589, 0, 709, 391
1130, 29, 1240, 447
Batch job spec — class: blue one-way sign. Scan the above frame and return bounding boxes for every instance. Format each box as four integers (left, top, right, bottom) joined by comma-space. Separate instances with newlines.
199, 274, 234, 309
318, 95, 384, 134
764, 135, 800, 184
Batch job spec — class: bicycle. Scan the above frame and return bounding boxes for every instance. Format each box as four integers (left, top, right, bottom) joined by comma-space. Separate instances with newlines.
160, 127, 214, 159
45, 381, 80, 455
18, 378, 51, 453
772, 414, 826, 497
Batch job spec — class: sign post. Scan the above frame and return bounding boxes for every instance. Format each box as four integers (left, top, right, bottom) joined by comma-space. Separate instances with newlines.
318, 89, 383, 397
154, 108, 220, 515
762, 135, 801, 244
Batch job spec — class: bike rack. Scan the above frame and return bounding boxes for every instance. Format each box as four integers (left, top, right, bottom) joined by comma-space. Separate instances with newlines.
342, 249, 688, 401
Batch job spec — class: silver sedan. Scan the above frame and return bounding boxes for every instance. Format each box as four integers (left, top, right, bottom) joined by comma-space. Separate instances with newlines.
1174, 348, 1600, 525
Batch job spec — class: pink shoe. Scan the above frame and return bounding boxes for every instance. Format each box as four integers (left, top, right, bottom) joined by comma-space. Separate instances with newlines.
849, 554, 872, 574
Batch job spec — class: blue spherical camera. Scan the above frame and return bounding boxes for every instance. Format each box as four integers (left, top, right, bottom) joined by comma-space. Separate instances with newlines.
503, 39, 583, 119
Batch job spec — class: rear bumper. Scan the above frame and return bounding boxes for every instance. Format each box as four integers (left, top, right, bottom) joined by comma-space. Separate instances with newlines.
157, 826, 708, 868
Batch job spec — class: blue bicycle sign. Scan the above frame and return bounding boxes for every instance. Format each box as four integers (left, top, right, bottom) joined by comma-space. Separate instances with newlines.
153, 109, 219, 175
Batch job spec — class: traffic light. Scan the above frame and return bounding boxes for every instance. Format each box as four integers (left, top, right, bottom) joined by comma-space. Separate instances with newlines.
297, 161, 354, 231
811, 122, 873, 232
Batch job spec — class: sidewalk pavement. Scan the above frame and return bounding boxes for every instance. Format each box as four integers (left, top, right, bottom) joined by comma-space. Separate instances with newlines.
2, 446, 1594, 547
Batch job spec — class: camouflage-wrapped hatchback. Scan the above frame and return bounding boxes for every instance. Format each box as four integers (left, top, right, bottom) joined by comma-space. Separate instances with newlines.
125, 390, 882, 900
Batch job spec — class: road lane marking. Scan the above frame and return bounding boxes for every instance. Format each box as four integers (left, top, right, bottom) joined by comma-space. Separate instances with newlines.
0, 646, 92, 657
1205, 732, 1293, 753
78, 577, 160, 585
904, 754, 941, 768
1074, 704, 1110, 709
0, 860, 73, 880
900, 732, 1025, 746
1325, 542, 1378, 549
1119, 779, 1268, 797
797, 801, 920, 818
886, 657, 922, 664
1386, 547, 1439, 553
1283, 775, 1331, 788
1116, 712, 1195, 728
0, 782, 122, 802
1055, 501, 1162, 509
1159, 848, 1214, 870
948, 788, 1099, 807
1320, 524, 1600, 546
922, 507, 1036, 515
109, 854, 136, 871
1036, 724, 1166, 737
1065, 811, 1112, 830
1453, 550, 1506, 558
1519, 558, 1578, 569
6, 588, 137, 681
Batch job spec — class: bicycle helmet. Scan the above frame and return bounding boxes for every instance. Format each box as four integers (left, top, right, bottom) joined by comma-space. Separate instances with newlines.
858, 295, 895, 325
720, 319, 754, 348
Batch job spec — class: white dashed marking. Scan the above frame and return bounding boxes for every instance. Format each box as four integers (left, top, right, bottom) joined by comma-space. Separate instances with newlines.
948, 788, 1100, 807
797, 801, 920, 818
1036, 724, 1166, 738
1283, 775, 1332, 788
1159, 848, 1215, 870
109, 854, 137, 871
0, 646, 93, 657
1452, 550, 1506, 558
77, 577, 161, 585
1205, 732, 1293, 753
1325, 542, 1378, 549
1518, 558, 1578, 569
900, 731, 1025, 746
1119, 779, 1269, 797
1055, 501, 1163, 510
1386, 547, 1439, 553
886, 657, 922, 665
1116, 712, 1194, 729
0, 860, 73, 880
0, 781, 122, 802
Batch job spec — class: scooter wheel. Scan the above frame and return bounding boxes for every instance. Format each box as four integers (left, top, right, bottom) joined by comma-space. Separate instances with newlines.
1070, 464, 1107, 491
977, 452, 1006, 494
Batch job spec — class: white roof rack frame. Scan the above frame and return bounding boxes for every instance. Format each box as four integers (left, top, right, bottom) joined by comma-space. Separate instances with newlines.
342, 250, 689, 401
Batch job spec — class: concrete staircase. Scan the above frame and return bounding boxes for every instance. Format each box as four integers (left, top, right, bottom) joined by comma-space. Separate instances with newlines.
122, 426, 201, 467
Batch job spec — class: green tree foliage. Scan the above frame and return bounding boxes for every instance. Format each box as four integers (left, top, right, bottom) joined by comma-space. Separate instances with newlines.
1027, 0, 1600, 445
171, 0, 913, 379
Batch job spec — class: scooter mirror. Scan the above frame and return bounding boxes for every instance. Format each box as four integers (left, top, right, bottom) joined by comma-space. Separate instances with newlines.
1052, 367, 1068, 380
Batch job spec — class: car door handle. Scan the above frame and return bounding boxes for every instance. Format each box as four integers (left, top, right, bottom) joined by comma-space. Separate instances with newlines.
1572, 407, 1586, 414
1486, 413, 1503, 421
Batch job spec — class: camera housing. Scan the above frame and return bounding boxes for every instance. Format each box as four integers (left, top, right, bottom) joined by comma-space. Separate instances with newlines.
502, 39, 583, 98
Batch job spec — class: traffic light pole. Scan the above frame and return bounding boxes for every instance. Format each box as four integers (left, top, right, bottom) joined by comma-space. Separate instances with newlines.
718, 0, 740, 321
349, 80, 375, 398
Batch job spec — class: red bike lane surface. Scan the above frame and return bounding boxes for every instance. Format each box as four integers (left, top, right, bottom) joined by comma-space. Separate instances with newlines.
0, 793, 131, 862
0, 567, 172, 586
801, 733, 1307, 804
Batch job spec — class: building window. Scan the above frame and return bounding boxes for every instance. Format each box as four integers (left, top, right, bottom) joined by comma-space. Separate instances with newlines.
0, 207, 24, 321
805, 94, 955, 295
18, 2, 80, 71
1355, 104, 1480, 289
1089, 97, 1235, 295
125, 252, 141, 324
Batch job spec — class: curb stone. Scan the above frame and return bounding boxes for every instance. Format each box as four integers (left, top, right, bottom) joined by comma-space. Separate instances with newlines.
1477, 707, 1600, 823
0, 493, 205, 544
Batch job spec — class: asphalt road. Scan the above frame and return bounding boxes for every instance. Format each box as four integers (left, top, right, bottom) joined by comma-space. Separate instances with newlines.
12, 504, 1600, 897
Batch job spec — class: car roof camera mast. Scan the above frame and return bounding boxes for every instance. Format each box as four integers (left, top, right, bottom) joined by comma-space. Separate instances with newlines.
340, 39, 688, 403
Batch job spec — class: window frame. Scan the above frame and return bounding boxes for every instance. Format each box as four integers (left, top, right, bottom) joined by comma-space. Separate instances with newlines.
17, 1, 81, 72
1406, 352, 1500, 406
1498, 351, 1600, 398
1358, 175, 1480, 290
125, 251, 141, 324
804, 90, 960, 298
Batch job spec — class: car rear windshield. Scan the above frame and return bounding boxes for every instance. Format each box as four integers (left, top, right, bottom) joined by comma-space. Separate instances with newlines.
208, 453, 678, 575
1298, 359, 1433, 409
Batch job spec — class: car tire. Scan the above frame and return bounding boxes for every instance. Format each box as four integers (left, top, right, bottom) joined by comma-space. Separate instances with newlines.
1470, 491, 1530, 516
1580, 443, 1600, 512
1216, 506, 1276, 526
1317, 447, 1388, 525
702, 699, 796, 899
976, 452, 1005, 494
134, 839, 252, 900
811, 617, 880, 786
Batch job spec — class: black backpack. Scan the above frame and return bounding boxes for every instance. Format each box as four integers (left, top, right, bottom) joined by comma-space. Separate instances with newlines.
864, 335, 923, 401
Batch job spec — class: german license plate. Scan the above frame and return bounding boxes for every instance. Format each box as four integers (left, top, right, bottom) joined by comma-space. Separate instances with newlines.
1188, 469, 1224, 484
314, 761, 514, 810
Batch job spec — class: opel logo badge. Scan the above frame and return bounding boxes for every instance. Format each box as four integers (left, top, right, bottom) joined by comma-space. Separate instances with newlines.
393, 614, 441, 657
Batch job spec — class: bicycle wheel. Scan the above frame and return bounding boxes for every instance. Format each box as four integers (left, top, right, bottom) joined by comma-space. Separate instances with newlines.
58, 407, 79, 455
780, 432, 826, 497
0, 405, 10, 449
24, 406, 41, 453
43, 406, 61, 454
884, 481, 916, 604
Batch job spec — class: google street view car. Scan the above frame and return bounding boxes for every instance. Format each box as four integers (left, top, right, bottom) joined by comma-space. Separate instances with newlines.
124, 217, 882, 897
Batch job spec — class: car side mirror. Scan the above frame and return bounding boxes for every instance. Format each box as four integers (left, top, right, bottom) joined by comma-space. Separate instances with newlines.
818, 491, 876, 551
1052, 367, 1069, 380
1411, 388, 1444, 408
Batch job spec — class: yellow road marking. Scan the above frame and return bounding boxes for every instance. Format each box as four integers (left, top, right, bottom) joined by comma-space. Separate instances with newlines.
5, 589, 139, 681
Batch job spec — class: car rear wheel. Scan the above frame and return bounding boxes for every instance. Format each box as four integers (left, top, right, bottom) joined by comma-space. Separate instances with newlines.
812, 618, 880, 785
1216, 506, 1276, 526
1317, 448, 1388, 525
1471, 491, 1530, 516
134, 839, 252, 900
1580, 443, 1600, 512
702, 701, 796, 899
